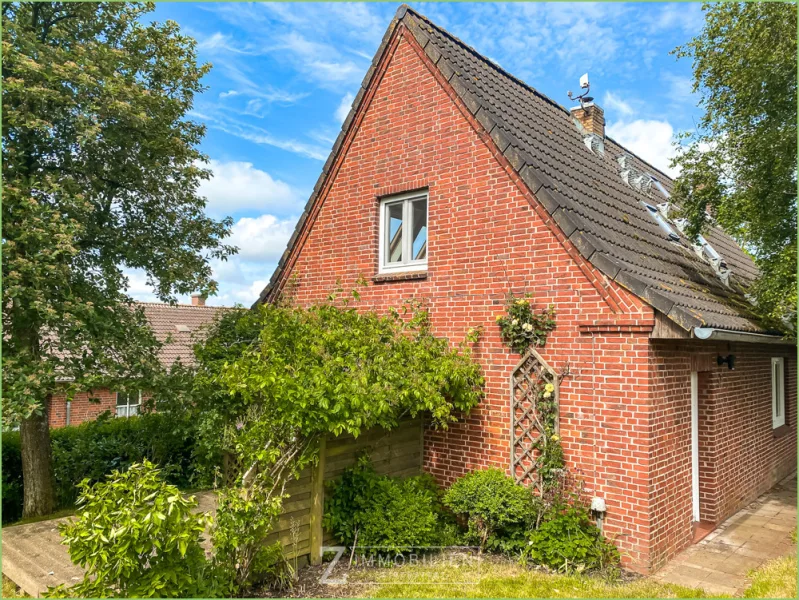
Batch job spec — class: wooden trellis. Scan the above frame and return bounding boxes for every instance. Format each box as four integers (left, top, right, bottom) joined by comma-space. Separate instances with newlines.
510, 347, 559, 492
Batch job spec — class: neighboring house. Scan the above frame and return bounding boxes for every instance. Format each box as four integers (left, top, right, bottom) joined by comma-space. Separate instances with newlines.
48, 295, 233, 427
255, 6, 796, 573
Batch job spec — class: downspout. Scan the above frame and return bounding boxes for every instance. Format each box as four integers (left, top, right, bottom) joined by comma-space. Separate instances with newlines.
692, 327, 794, 345
66, 400, 71, 427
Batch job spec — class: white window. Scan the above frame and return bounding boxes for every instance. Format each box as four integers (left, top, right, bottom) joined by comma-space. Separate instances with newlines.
378, 191, 428, 273
116, 391, 141, 418
772, 358, 785, 429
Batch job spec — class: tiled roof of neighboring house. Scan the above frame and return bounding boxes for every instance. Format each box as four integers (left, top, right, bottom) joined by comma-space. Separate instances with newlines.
258, 5, 772, 335
139, 302, 239, 368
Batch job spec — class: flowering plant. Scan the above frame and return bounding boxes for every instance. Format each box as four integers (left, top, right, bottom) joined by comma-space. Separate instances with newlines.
495, 294, 556, 354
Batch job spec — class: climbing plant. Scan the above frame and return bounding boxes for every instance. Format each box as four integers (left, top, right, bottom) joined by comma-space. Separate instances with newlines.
160, 290, 485, 589
499, 293, 563, 492
495, 294, 556, 355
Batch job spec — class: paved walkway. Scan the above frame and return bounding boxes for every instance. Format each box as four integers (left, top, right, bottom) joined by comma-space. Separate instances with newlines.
2, 491, 216, 597
653, 474, 797, 596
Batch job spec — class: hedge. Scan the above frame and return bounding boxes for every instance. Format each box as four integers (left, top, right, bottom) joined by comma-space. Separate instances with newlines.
2, 412, 201, 525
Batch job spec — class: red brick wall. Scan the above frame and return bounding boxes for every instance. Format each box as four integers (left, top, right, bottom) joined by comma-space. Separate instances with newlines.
649, 341, 797, 570
271, 28, 659, 570
263, 25, 796, 573
48, 389, 117, 427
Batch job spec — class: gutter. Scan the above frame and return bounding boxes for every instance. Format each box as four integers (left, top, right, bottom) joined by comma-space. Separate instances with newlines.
692, 327, 795, 345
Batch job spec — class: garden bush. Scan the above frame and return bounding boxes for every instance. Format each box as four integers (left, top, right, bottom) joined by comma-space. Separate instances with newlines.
1, 412, 202, 524
43, 461, 217, 598
443, 468, 536, 554
525, 497, 620, 573
324, 458, 447, 554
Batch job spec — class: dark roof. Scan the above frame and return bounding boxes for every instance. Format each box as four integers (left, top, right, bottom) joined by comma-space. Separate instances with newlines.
258, 5, 768, 335
139, 302, 238, 367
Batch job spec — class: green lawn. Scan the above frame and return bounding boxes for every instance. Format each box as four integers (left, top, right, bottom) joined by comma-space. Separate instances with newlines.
2, 575, 28, 598
743, 555, 797, 599
355, 559, 723, 599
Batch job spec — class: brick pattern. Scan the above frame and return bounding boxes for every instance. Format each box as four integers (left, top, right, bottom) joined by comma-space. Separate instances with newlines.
271, 31, 658, 570
259, 27, 796, 574
48, 389, 117, 427
649, 341, 797, 570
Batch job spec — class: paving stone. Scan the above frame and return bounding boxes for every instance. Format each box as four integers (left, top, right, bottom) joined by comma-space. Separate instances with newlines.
653, 473, 797, 595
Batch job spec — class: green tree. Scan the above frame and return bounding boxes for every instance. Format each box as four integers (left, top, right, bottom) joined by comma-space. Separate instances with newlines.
670, 2, 797, 332
2, 2, 235, 517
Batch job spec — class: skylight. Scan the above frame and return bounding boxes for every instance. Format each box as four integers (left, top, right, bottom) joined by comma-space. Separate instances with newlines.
650, 176, 671, 199
642, 202, 680, 242
673, 218, 731, 284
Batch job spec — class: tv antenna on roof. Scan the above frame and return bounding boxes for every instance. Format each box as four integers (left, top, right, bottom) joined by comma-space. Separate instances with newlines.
567, 73, 593, 108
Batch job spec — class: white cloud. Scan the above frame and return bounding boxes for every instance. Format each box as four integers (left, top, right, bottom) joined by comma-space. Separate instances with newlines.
199, 160, 302, 217
602, 91, 634, 117
192, 111, 329, 160
335, 92, 355, 123
219, 90, 240, 99
227, 214, 298, 263
606, 118, 679, 177
663, 72, 695, 100
274, 32, 366, 89
123, 268, 158, 303
121, 212, 298, 307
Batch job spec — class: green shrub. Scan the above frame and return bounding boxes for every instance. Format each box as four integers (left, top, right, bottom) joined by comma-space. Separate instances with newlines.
525, 499, 619, 573
1, 412, 203, 524
324, 458, 446, 554
44, 461, 217, 598
1, 432, 23, 524
443, 468, 536, 554
212, 474, 293, 593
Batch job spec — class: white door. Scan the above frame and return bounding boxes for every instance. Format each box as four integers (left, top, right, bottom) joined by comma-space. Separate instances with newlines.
690, 370, 700, 522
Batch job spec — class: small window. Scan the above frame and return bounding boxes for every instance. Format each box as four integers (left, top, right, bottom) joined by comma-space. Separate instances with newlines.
378, 191, 428, 273
642, 202, 680, 242
116, 391, 141, 418
772, 358, 785, 429
696, 234, 722, 262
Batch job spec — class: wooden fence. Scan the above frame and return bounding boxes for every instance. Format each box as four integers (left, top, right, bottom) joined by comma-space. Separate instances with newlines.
227, 418, 424, 565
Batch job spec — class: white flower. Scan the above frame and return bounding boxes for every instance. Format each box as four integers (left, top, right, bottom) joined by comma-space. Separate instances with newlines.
522, 323, 533, 332
512, 319, 518, 325
543, 391, 552, 399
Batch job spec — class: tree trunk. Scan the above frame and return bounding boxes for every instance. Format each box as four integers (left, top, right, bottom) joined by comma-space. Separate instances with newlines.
20, 401, 56, 518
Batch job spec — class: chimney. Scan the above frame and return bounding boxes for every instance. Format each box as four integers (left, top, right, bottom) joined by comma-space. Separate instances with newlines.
190, 293, 206, 307
570, 102, 605, 138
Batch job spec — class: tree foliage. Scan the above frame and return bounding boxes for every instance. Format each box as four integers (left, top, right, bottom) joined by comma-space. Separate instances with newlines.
670, 2, 797, 331
2, 2, 234, 515
2, 1, 234, 421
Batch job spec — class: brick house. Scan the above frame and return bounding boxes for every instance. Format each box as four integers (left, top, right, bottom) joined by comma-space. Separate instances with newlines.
255, 6, 796, 573
48, 295, 234, 427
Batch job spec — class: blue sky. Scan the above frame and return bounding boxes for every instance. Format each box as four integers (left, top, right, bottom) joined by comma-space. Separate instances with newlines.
129, 2, 706, 307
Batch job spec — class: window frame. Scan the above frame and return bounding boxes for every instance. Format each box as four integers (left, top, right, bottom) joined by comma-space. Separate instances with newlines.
116, 390, 142, 419
772, 357, 785, 429
378, 190, 428, 274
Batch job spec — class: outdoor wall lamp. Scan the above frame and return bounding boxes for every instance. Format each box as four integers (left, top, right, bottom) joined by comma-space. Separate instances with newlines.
590, 497, 607, 532
717, 354, 735, 370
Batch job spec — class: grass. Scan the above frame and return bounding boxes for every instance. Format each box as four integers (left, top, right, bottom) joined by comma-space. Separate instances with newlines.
353, 558, 724, 598
2, 575, 29, 598
743, 554, 798, 599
